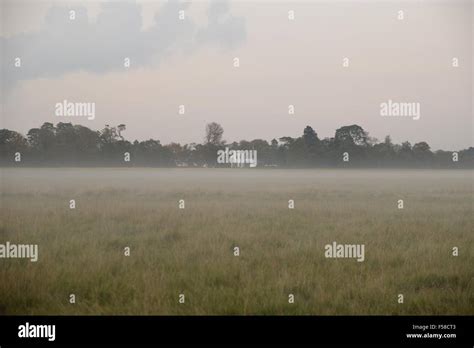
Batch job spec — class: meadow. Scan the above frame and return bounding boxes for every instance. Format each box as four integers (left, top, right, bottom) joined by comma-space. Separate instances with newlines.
0, 168, 472, 315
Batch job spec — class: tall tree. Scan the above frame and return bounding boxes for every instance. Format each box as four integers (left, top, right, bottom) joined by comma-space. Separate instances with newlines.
303, 126, 319, 147
204, 122, 224, 146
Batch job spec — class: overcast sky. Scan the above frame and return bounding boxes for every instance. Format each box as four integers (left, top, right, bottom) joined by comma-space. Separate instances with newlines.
1, 0, 473, 151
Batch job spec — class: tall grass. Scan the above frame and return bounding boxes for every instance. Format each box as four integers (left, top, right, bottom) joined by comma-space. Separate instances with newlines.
0, 168, 472, 314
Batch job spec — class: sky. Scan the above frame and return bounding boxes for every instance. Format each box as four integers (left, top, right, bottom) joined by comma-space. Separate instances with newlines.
1, 0, 473, 151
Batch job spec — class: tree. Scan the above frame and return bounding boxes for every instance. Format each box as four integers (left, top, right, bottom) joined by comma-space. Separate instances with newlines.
117, 124, 126, 140
303, 126, 319, 147
413, 141, 431, 153
0, 129, 28, 161
372, 135, 395, 165
334, 125, 369, 148
100, 125, 119, 145
302, 126, 320, 166
413, 141, 432, 163
278, 137, 295, 149
204, 122, 224, 146
1, 121, 472, 169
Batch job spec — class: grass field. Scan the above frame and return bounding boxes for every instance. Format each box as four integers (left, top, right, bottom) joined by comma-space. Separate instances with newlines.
0, 168, 472, 315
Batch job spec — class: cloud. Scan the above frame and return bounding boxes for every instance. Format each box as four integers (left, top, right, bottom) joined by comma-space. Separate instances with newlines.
197, 0, 246, 48
1, 0, 246, 89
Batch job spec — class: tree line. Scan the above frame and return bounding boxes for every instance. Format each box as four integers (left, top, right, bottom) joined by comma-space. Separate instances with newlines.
0, 122, 472, 168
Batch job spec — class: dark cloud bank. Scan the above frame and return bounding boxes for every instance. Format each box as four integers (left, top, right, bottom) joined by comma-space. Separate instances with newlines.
2, 0, 246, 88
